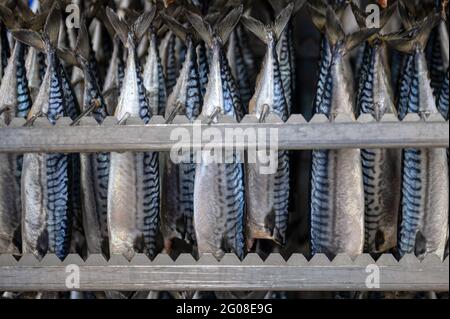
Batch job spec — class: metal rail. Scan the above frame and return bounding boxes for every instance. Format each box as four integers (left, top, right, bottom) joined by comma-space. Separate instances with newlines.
0, 254, 448, 291
0, 114, 448, 153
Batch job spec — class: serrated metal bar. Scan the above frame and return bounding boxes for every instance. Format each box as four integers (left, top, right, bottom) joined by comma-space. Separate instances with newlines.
0, 254, 447, 291
0, 116, 448, 153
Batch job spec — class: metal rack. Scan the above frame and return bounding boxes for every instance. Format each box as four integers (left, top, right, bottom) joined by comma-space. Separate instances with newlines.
0, 254, 448, 291
0, 114, 448, 292
0, 114, 448, 152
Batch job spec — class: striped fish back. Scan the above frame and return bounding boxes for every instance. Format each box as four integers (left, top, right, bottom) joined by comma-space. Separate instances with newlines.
427, 28, 445, 96
221, 51, 243, 120
197, 43, 209, 97
397, 54, 414, 119
278, 29, 293, 116
141, 151, 160, 258
15, 43, 32, 118
185, 43, 202, 121
166, 33, 178, 95
438, 71, 449, 119
314, 37, 332, 115
223, 159, 245, 259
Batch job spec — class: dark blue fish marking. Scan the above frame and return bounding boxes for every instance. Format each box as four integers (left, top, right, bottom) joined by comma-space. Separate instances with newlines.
437, 70, 449, 119
0, 22, 10, 78
426, 27, 446, 96
356, 43, 374, 116
278, 26, 294, 116
15, 43, 32, 118
165, 33, 178, 95
141, 151, 160, 257
310, 41, 334, 255
398, 52, 425, 257
137, 50, 160, 257
310, 149, 330, 255
220, 48, 243, 120
396, 54, 414, 120
197, 42, 209, 97
398, 148, 423, 256
46, 51, 70, 259
230, 28, 253, 113
226, 162, 246, 259
314, 37, 332, 115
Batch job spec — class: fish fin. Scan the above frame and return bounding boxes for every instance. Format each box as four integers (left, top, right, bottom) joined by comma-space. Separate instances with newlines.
132, 6, 157, 41
325, 6, 345, 47
10, 29, 46, 52
187, 11, 213, 47
44, 3, 61, 48
241, 15, 267, 44
217, 5, 243, 44
274, 3, 294, 41
308, 1, 326, 32
293, 0, 307, 14
106, 7, 129, 46
0, 4, 17, 29
386, 14, 439, 54
344, 27, 380, 53
96, 7, 116, 40
57, 47, 79, 67
160, 12, 188, 43
75, 21, 91, 61
268, 0, 305, 15
24, 12, 48, 31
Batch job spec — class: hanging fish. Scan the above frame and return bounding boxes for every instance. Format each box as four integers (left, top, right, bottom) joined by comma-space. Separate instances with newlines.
160, 30, 179, 93
356, 33, 401, 253
96, 8, 125, 116
160, 13, 202, 251
310, 7, 377, 257
106, 7, 160, 260
11, 5, 71, 259
196, 39, 209, 96
57, 47, 85, 257
389, 15, 449, 261
241, 4, 293, 248
143, 23, 167, 116
188, 6, 245, 259
60, 21, 111, 257
226, 24, 253, 114
0, 5, 33, 255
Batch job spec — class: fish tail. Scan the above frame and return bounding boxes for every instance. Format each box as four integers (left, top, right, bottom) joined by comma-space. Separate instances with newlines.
106, 6, 157, 47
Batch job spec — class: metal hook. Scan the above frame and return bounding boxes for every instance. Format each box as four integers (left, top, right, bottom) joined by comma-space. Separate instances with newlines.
117, 112, 131, 125
259, 104, 270, 123
165, 101, 184, 124
206, 107, 221, 125
70, 100, 101, 126
23, 111, 45, 127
